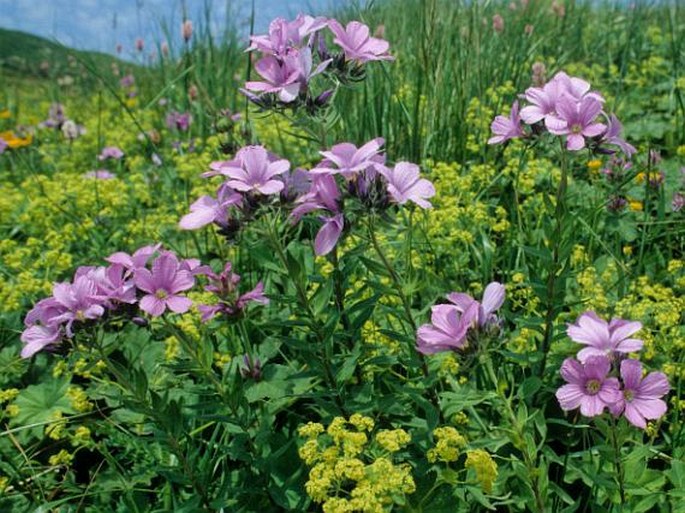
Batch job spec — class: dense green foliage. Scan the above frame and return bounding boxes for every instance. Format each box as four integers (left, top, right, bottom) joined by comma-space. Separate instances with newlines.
0, 1, 684, 511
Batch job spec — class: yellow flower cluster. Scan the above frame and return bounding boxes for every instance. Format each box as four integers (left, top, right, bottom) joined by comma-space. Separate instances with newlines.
45, 411, 67, 440
67, 386, 94, 413
0, 389, 20, 403
298, 416, 415, 512
465, 449, 498, 493
422, 160, 510, 251
427, 426, 467, 463
48, 449, 74, 467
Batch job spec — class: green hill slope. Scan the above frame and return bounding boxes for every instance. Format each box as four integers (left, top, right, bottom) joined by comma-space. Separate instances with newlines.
0, 28, 136, 80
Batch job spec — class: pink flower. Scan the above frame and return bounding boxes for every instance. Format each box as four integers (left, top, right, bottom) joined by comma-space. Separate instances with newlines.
609, 359, 669, 429
84, 170, 115, 180
377, 162, 435, 208
248, 15, 327, 56
314, 213, 344, 256
416, 303, 480, 354
327, 20, 394, 63
600, 114, 636, 157
47, 277, 107, 337
244, 47, 330, 103
519, 78, 569, 125
291, 174, 345, 256
446, 282, 506, 328
488, 101, 524, 144
134, 253, 195, 316
98, 146, 124, 161
545, 95, 607, 151
673, 191, 685, 212
20, 325, 62, 358
492, 14, 504, 33
197, 262, 269, 322
556, 356, 622, 417
292, 174, 340, 219
166, 111, 192, 131
211, 146, 290, 195
179, 184, 242, 230
182, 20, 193, 42
519, 71, 604, 126
75, 265, 137, 306
417, 282, 505, 355
567, 311, 643, 363
310, 138, 385, 177
106, 244, 161, 271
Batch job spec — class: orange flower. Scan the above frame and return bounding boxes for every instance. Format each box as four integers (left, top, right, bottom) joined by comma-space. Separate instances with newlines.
0, 130, 33, 149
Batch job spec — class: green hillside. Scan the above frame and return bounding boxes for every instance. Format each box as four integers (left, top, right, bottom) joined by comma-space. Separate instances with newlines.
0, 27, 136, 80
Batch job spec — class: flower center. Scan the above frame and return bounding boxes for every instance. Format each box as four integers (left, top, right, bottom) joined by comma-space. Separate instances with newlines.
585, 379, 601, 395
75, 310, 86, 321
624, 390, 634, 402
155, 289, 169, 299
571, 123, 583, 134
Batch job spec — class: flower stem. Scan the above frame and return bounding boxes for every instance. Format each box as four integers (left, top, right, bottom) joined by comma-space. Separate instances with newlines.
539, 144, 569, 378
610, 417, 626, 508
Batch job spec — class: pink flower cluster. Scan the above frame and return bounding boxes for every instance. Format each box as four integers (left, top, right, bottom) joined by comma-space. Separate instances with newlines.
416, 282, 505, 354
179, 140, 435, 257
193, 262, 269, 322
556, 311, 669, 429
489, 71, 635, 155
20, 246, 269, 359
166, 111, 192, 132
244, 14, 393, 106
20, 245, 197, 358
293, 138, 434, 255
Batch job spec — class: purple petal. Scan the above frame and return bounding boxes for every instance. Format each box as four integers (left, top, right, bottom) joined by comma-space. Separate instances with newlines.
314, 214, 344, 256
559, 358, 585, 385
165, 295, 193, 314
556, 384, 585, 411
481, 282, 505, 318
637, 372, 670, 398
583, 355, 611, 381
139, 295, 166, 316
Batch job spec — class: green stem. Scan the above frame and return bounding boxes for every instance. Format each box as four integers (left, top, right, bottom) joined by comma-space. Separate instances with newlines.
484, 359, 545, 513
610, 418, 626, 508
539, 146, 569, 378
265, 216, 346, 413
331, 246, 352, 334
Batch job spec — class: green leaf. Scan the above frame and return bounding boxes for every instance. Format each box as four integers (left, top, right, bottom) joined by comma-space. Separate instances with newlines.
11, 378, 74, 429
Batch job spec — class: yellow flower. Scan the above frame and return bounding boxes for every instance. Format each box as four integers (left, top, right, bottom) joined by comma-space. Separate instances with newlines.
587, 159, 602, 175
629, 199, 643, 211
375, 429, 411, 453
0, 389, 19, 403
465, 449, 498, 493
48, 449, 74, 467
298, 422, 325, 439
0, 130, 33, 149
427, 426, 467, 463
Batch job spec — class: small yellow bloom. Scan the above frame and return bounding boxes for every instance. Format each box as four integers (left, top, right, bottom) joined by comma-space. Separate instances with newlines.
48, 449, 74, 467
0, 130, 33, 149
628, 199, 643, 212
465, 449, 498, 493
587, 159, 602, 174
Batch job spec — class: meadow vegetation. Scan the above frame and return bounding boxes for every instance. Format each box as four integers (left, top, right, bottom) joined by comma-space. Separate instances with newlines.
0, 0, 684, 511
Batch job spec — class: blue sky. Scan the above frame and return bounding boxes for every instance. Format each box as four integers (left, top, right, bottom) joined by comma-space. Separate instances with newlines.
1, 0, 349, 57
